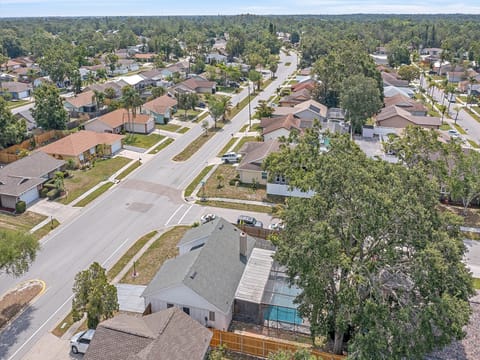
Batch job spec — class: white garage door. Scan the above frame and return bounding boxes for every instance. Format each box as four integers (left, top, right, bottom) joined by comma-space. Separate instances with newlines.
111, 140, 122, 154
20, 187, 39, 205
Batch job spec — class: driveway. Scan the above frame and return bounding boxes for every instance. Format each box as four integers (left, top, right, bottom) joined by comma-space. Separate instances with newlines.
464, 240, 480, 278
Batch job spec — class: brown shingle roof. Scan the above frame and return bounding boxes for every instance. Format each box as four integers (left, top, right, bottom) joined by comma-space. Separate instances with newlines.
64, 90, 95, 108
143, 95, 177, 115
1, 81, 30, 93
383, 93, 427, 114
84, 307, 212, 360
238, 139, 281, 172
261, 113, 301, 135
39, 130, 123, 157
376, 105, 441, 127
291, 78, 316, 92
181, 77, 216, 91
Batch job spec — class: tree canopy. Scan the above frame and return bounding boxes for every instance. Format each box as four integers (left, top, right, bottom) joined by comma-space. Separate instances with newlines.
0, 97, 27, 149
264, 127, 474, 358
32, 83, 68, 130
72, 262, 118, 329
0, 229, 39, 277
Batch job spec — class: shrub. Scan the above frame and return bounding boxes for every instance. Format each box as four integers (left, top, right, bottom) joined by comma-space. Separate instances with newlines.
15, 200, 26, 214
47, 188, 59, 200
40, 187, 49, 198
66, 159, 77, 170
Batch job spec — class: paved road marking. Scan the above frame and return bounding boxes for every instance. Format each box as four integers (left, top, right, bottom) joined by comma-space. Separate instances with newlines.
164, 204, 185, 226
177, 204, 193, 224
7, 294, 74, 360
101, 237, 130, 268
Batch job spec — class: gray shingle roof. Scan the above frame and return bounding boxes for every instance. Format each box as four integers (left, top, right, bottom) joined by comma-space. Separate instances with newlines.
142, 218, 255, 313
84, 307, 212, 360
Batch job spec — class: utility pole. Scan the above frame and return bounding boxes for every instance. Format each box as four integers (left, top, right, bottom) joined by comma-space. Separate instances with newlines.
248, 82, 252, 130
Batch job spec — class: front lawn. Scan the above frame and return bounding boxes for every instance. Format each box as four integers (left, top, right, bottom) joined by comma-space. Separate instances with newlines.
123, 133, 165, 149
177, 109, 201, 121
59, 157, 130, 204
121, 226, 190, 285
156, 123, 181, 132
0, 211, 47, 233
203, 164, 268, 202
232, 136, 258, 153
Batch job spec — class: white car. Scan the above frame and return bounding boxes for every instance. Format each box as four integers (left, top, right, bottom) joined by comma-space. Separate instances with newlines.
221, 152, 241, 163
200, 213, 216, 224
70, 329, 95, 354
268, 222, 285, 231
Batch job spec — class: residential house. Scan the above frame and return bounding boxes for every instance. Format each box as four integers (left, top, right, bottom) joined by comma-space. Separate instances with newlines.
261, 114, 301, 141
84, 109, 127, 134
63, 90, 97, 118
375, 105, 441, 129
0, 73, 16, 82
142, 95, 178, 124
420, 47, 443, 60
134, 53, 156, 62
237, 140, 281, 185
381, 71, 410, 87
85, 81, 125, 99
124, 113, 155, 134
83, 307, 212, 360
111, 59, 139, 75
278, 88, 312, 107
142, 217, 256, 331
447, 71, 466, 83
205, 53, 228, 64
3, 59, 23, 71
384, 85, 415, 98
39, 130, 124, 165
117, 74, 147, 90
273, 99, 328, 126
174, 76, 216, 94
0, 81, 31, 100
139, 69, 167, 87
0, 152, 65, 209
384, 93, 428, 116
291, 78, 316, 93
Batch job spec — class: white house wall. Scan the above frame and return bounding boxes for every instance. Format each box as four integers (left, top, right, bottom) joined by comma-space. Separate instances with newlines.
144, 284, 231, 330
267, 183, 315, 198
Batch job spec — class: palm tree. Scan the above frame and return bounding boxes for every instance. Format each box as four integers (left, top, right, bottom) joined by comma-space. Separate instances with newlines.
121, 86, 142, 133
92, 90, 105, 117
454, 105, 461, 124
218, 95, 232, 122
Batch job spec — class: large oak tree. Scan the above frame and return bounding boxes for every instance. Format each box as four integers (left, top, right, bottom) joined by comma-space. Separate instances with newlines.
264, 128, 474, 358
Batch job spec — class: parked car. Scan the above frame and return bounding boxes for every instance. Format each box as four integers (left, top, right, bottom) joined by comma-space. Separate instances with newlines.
237, 215, 263, 228
70, 329, 95, 354
200, 213, 216, 224
197, 102, 206, 108
221, 152, 241, 163
268, 222, 285, 231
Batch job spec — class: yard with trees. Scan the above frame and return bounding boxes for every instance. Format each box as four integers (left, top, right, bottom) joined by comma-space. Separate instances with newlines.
264, 127, 474, 358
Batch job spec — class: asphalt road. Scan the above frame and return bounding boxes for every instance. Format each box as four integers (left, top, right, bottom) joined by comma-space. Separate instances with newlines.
0, 50, 297, 360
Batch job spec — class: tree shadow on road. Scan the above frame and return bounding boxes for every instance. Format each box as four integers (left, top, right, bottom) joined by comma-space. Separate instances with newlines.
0, 306, 33, 359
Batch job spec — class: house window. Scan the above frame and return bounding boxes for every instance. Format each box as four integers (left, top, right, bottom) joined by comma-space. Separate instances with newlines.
182, 307, 190, 315
167, 303, 174, 308
275, 174, 286, 184
261, 171, 268, 180
209, 311, 215, 322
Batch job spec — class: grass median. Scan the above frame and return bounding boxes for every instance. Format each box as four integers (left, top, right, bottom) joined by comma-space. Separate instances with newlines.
173, 130, 218, 162
75, 182, 114, 207
148, 138, 175, 154
217, 137, 238, 157
32, 218, 60, 240
116, 160, 142, 180
197, 199, 272, 213
121, 226, 190, 285
184, 165, 214, 197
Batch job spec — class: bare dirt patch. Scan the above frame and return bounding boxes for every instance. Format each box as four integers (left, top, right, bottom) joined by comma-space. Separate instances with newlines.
0, 280, 43, 330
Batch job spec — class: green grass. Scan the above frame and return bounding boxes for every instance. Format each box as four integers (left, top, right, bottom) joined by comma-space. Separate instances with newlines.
0, 211, 47, 233
178, 127, 189, 134
197, 200, 272, 213
232, 136, 258, 153
121, 226, 190, 285
7, 99, 31, 109
173, 130, 217, 162
75, 182, 114, 207
473, 106, 480, 113
217, 86, 238, 93
177, 109, 200, 121
230, 95, 252, 118
123, 133, 165, 149
59, 157, 130, 205
32, 218, 60, 240
285, 62, 291, 66
217, 137, 239, 157
473, 278, 480, 290
156, 123, 181, 132
148, 138, 174, 154
107, 230, 158, 281
239, 124, 249, 132
195, 111, 209, 123
116, 160, 141, 180
452, 123, 467, 135
52, 312, 76, 338
440, 123, 451, 131
468, 139, 480, 148
184, 165, 214, 197
261, 79, 273, 90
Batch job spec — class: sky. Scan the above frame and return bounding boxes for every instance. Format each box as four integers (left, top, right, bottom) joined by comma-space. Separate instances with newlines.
1, 0, 480, 17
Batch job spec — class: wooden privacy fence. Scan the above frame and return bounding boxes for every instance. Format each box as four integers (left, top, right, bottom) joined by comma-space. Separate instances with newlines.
0, 130, 67, 164
210, 329, 346, 360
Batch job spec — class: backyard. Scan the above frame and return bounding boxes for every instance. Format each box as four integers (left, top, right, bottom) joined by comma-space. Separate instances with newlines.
59, 156, 131, 204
